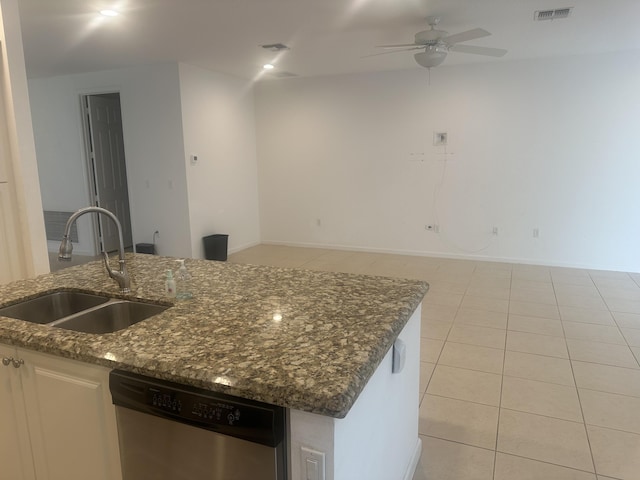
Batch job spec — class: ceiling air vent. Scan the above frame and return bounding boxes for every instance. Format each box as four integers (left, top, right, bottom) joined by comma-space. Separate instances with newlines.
534, 7, 573, 21
270, 71, 298, 78
261, 43, 290, 51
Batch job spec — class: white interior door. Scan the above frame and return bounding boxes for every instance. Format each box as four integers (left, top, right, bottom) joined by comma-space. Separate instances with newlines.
86, 94, 133, 253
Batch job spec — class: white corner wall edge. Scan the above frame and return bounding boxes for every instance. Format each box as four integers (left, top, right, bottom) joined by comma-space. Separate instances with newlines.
289, 306, 421, 480
261, 239, 636, 273
177, 63, 261, 260
0, 0, 49, 277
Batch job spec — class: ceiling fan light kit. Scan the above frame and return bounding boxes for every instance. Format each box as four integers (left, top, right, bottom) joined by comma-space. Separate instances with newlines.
414, 48, 447, 68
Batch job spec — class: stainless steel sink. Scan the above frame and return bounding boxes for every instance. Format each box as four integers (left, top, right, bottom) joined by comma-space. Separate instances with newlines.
0, 291, 170, 333
51, 300, 169, 334
0, 291, 110, 324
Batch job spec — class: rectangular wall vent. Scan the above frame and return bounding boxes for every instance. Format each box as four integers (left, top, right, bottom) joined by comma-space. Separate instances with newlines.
534, 7, 573, 21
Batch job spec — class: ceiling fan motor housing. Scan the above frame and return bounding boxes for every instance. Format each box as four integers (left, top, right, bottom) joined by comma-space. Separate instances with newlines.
414, 29, 447, 45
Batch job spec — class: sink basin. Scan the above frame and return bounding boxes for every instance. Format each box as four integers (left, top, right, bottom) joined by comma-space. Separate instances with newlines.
0, 291, 110, 324
51, 300, 169, 334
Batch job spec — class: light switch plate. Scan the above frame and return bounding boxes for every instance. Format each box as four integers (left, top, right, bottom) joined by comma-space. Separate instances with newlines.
301, 446, 325, 480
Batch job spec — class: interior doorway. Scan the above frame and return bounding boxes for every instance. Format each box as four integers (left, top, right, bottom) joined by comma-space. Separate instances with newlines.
82, 93, 133, 254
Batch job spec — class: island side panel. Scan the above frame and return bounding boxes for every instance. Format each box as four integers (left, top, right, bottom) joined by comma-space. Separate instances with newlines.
289, 305, 421, 480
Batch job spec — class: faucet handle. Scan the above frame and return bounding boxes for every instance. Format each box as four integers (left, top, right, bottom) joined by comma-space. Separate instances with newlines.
101, 252, 131, 294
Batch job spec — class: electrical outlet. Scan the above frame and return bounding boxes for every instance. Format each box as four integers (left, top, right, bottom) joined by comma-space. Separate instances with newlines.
533, 228, 539, 238
492, 226, 499, 236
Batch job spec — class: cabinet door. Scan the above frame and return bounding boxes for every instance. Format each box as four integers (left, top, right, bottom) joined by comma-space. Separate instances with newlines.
18, 349, 122, 480
0, 344, 36, 480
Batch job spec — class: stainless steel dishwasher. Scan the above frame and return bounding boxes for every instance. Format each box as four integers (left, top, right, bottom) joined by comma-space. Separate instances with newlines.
109, 370, 287, 480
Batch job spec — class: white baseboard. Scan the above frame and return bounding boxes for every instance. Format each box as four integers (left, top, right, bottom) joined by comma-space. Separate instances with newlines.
403, 437, 422, 480
259, 239, 636, 273
228, 240, 260, 255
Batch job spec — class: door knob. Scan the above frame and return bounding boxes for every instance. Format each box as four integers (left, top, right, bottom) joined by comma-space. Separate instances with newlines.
2, 357, 11, 366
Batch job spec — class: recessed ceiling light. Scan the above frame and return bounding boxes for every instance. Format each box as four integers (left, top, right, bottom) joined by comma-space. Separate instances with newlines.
100, 9, 119, 17
263, 64, 275, 70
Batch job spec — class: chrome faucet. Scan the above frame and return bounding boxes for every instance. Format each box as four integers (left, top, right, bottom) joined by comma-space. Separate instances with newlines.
58, 206, 131, 294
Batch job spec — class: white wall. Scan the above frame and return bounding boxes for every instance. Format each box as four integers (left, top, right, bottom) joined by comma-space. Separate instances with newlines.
178, 63, 260, 258
28, 63, 192, 257
254, 51, 640, 272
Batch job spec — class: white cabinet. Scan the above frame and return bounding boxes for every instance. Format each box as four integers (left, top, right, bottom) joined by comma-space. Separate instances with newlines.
0, 344, 122, 480
0, 343, 35, 480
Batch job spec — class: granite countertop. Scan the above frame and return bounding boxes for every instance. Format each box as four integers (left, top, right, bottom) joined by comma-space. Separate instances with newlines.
0, 254, 428, 418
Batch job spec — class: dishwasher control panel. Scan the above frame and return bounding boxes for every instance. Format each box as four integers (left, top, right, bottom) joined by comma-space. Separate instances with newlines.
151, 389, 182, 413
110, 370, 286, 447
148, 386, 247, 427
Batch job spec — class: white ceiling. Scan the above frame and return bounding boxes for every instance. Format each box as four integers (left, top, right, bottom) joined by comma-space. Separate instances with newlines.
18, 0, 640, 80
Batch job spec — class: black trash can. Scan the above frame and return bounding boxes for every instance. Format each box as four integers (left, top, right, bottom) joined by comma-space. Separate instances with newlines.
135, 243, 156, 255
203, 234, 229, 261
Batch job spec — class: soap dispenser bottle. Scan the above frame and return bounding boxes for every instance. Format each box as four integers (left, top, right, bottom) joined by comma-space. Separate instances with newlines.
164, 269, 176, 298
175, 259, 193, 299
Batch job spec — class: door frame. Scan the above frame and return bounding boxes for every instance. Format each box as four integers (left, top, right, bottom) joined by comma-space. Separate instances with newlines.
79, 90, 134, 256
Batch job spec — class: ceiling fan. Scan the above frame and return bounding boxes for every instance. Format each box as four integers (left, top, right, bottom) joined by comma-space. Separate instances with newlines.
371, 16, 507, 68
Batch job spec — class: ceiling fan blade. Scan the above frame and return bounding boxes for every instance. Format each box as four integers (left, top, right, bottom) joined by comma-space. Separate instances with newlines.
375, 43, 421, 49
449, 44, 507, 57
362, 47, 423, 58
443, 28, 491, 45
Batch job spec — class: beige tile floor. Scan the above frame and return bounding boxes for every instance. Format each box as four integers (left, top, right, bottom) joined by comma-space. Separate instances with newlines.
229, 244, 640, 480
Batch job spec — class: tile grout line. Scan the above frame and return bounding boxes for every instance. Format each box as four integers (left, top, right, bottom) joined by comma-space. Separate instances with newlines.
492, 449, 611, 478
423, 391, 499, 409
582, 419, 640, 438
423, 434, 621, 479
590, 273, 640, 370
492, 266, 513, 480
555, 274, 599, 476
420, 266, 469, 405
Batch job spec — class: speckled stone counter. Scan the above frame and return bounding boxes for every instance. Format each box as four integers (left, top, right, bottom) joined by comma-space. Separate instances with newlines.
0, 254, 428, 418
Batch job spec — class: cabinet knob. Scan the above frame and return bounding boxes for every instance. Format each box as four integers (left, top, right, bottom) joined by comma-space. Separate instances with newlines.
2, 357, 24, 368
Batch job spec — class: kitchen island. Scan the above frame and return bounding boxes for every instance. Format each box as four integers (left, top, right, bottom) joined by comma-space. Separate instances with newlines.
0, 254, 428, 480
